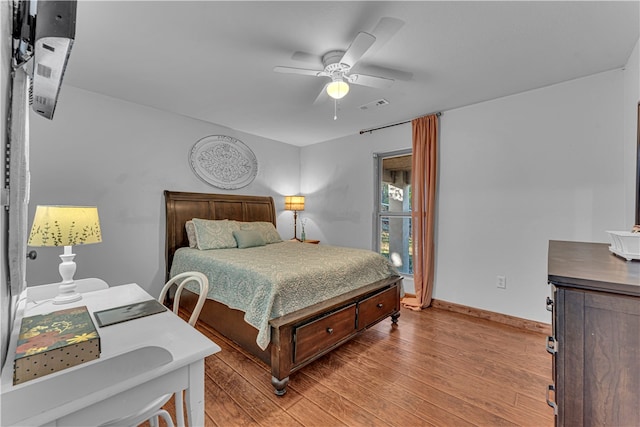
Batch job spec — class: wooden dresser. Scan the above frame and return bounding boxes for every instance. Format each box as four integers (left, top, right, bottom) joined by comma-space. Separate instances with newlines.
547, 240, 640, 426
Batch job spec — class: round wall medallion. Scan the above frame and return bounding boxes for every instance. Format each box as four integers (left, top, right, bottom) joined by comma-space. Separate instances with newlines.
189, 135, 258, 189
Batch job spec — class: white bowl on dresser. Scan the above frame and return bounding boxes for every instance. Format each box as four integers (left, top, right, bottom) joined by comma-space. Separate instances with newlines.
606, 231, 640, 261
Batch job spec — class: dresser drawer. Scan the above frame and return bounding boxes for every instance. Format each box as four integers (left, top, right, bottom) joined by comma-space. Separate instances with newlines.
294, 304, 357, 363
358, 286, 399, 329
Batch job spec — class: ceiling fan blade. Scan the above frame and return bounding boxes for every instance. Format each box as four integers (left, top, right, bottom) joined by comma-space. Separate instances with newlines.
352, 64, 413, 82
351, 17, 405, 62
372, 17, 405, 45
312, 83, 329, 105
339, 32, 376, 68
291, 51, 322, 65
348, 73, 394, 89
273, 66, 325, 77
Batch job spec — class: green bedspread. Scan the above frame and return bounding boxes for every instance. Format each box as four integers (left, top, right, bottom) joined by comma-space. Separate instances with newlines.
170, 241, 399, 350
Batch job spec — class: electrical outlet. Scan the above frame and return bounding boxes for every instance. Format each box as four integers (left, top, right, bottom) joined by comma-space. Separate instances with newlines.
497, 275, 507, 289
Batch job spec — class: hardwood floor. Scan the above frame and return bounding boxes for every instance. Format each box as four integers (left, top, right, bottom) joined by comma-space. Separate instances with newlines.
163, 306, 554, 426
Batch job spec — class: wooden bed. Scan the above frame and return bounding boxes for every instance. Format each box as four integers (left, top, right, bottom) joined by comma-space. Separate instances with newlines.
164, 190, 402, 395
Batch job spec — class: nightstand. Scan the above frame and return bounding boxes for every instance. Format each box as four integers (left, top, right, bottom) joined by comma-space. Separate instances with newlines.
302, 239, 320, 244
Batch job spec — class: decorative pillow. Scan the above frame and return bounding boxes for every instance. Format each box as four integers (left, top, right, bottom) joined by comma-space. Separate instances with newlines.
233, 230, 266, 249
238, 221, 282, 244
185, 221, 197, 248
191, 218, 239, 250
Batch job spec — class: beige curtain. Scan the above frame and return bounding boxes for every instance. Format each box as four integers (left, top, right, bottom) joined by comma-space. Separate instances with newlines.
402, 114, 438, 310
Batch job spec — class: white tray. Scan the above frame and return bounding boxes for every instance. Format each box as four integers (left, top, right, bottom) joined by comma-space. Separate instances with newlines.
606, 231, 640, 261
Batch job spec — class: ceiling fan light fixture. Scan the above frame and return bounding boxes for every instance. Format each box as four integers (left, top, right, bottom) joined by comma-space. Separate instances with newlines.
326, 78, 349, 99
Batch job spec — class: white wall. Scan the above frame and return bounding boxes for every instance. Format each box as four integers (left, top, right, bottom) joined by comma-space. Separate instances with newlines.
302, 69, 628, 324
623, 37, 640, 225
27, 86, 301, 297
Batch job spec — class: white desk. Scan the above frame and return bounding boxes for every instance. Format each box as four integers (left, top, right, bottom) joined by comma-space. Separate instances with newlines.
1, 283, 221, 426
25, 278, 110, 301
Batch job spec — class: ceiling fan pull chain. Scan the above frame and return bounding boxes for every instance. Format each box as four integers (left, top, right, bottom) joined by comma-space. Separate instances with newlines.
334, 99, 338, 120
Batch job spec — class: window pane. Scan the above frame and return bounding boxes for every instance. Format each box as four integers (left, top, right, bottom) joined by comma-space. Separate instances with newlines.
381, 155, 411, 212
379, 216, 413, 275
381, 183, 411, 212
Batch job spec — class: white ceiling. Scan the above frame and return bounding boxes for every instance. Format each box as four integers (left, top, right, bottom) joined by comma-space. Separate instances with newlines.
63, 1, 639, 146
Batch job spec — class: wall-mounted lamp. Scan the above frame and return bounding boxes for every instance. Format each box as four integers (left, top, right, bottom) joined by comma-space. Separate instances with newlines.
284, 196, 305, 241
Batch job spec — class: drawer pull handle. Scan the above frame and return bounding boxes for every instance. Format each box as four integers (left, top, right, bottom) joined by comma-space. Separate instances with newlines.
546, 297, 554, 312
326, 328, 333, 334
546, 384, 558, 415
376, 303, 383, 308
546, 336, 557, 354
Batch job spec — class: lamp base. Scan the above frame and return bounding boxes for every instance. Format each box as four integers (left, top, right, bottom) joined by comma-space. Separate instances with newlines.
53, 292, 82, 304
52, 287, 82, 304
53, 247, 82, 304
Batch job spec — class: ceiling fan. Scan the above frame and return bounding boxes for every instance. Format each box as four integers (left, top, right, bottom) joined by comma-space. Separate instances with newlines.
273, 18, 404, 105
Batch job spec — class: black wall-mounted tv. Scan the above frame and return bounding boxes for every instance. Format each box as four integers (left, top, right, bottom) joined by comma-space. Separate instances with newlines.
12, 0, 77, 120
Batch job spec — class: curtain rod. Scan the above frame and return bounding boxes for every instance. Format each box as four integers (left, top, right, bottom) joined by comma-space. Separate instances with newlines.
359, 111, 442, 135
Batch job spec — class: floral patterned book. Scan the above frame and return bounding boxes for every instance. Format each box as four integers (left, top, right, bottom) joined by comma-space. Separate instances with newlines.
13, 305, 100, 385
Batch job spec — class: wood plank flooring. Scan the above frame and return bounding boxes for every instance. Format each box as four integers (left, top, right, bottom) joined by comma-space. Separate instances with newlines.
162, 306, 554, 426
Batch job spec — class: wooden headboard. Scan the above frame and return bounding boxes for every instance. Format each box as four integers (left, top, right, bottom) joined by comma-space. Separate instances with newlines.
164, 190, 277, 278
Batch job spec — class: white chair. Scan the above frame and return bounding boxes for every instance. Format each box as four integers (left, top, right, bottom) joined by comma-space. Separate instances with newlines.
158, 271, 209, 327
99, 272, 209, 427
98, 395, 175, 427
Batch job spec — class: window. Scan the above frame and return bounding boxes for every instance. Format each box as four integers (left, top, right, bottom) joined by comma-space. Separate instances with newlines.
374, 150, 412, 276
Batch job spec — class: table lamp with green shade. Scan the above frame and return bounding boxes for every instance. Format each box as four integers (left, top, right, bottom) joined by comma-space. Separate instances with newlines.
27, 205, 102, 304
